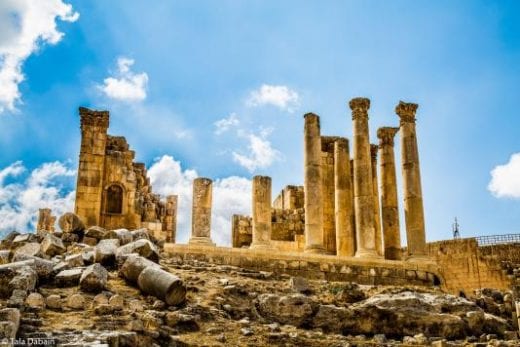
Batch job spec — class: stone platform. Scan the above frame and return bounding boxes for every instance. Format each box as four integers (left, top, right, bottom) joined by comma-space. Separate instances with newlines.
164, 243, 443, 287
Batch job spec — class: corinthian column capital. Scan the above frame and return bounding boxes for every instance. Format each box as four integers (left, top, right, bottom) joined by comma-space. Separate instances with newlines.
395, 101, 418, 123
377, 127, 399, 147
349, 97, 370, 120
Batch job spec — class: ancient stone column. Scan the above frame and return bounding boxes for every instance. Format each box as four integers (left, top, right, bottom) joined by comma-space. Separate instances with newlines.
189, 178, 215, 246
303, 113, 325, 254
334, 138, 355, 257
396, 101, 427, 258
250, 176, 273, 250
377, 127, 401, 260
163, 195, 178, 243
370, 144, 383, 256
37, 208, 56, 232
350, 97, 379, 258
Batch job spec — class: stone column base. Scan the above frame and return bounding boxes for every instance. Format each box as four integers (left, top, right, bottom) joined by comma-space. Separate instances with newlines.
188, 237, 215, 247
304, 244, 326, 254
355, 249, 382, 259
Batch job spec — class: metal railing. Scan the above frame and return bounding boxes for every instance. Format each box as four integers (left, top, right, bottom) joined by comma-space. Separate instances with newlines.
475, 233, 520, 246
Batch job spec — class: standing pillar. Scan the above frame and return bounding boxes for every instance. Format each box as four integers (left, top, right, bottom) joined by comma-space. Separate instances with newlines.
350, 97, 379, 258
334, 138, 355, 256
377, 127, 401, 260
370, 144, 383, 256
250, 176, 273, 249
396, 101, 427, 258
163, 195, 178, 243
189, 178, 215, 246
303, 113, 325, 254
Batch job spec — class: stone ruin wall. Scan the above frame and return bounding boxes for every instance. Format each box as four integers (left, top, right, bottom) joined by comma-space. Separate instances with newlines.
73, 107, 178, 242
427, 238, 520, 296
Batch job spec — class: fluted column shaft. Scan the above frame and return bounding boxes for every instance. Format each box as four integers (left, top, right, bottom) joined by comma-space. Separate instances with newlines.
334, 138, 355, 256
396, 102, 427, 258
377, 127, 401, 260
371, 144, 383, 256
251, 175, 273, 249
350, 98, 378, 258
303, 113, 325, 254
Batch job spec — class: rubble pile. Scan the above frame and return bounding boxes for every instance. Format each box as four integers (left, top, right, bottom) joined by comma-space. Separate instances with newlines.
0, 213, 518, 346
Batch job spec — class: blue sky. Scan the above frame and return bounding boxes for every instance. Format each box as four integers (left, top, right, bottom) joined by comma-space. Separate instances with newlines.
1, 1, 519, 244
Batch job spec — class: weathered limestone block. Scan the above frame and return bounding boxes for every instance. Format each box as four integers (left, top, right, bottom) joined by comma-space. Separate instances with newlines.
115, 239, 159, 263
25, 292, 45, 309
255, 293, 317, 327
120, 254, 161, 284
250, 176, 273, 250
350, 97, 379, 258
12, 242, 42, 260
396, 101, 427, 258
0, 308, 20, 340
137, 266, 186, 306
377, 127, 401, 260
95, 238, 120, 265
85, 226, 107, 240
105, 228, 133, 245
80, 263, 108, 293
58, 212, 85, 233
131, 228, 150, 241
41, 234, 66, 257
55, 268, 84, 287
0, 250, 10, 264
189, 178, 215, 246
334, 138, 355, 257
66, 293, 86, 310
303, 113, 325, 254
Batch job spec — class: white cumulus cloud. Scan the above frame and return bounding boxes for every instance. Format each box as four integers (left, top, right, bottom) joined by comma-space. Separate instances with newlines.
0, 0, 79, 113
246, 84, 300, 113
214, 113, 239, 135
99, 57, 149, 102
488, 152, 520, 199
147, 155, 251, 246
232, 129, 281, 173
0, 161, 76, 237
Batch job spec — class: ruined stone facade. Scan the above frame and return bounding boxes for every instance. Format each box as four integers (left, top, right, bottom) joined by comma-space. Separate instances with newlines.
74, 107, 177, 241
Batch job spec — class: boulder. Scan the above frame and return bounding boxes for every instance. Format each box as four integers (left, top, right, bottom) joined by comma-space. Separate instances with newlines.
9, 256, 54, 280
12, 233, 38, 244
55, 268, 84, 287
25, 292, 45, 309
312, 305, 354, 333
109, 294, 124, 310
46, 294, 62, 310
105, 228, 133, 245
58, 212, 85, 233
131, 228, 150, 241
8, 266, 38, 296
61, 232, 79, 244
0, 308, 20, 340
336, 282, 366, 303
94, 239, 120, 266
255, 294, 316, 327
85, 226, 107, 240
80, 263, 108, 293
64, 254, 84, 268
2, 231, 20, 242
41, 234, 65, 257
115, 239, 159, 263
66, 293, 86, 310
12, 243, 42, 261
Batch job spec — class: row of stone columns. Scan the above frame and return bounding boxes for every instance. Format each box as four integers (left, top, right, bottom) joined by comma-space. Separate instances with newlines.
301, 98, 427, 260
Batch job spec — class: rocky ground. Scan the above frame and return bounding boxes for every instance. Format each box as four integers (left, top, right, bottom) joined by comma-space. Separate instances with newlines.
0, 217, 519, 346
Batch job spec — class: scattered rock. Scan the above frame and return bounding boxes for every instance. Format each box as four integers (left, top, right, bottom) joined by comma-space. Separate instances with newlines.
94, 239, 120, 266
80, 263, 108, 293
137, 266, 186, 306
46, 294, 62, 310
255, 294, 316, 327
130, 229, 150, 241
120, 254, 160, 284
25, 292, 45, 309
55, 268, 84, 287
66, 293, 86, 310
0, 308, 20, 339
115, 239, 159, 262
12, 242, 41, 260
85, 226, 107, 240
58, 212, 85, 233
40, 234, 66, 257
109, 294, 124, 310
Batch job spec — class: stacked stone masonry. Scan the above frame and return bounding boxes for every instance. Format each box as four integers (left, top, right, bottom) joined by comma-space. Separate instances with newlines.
74, 107, 178, 242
